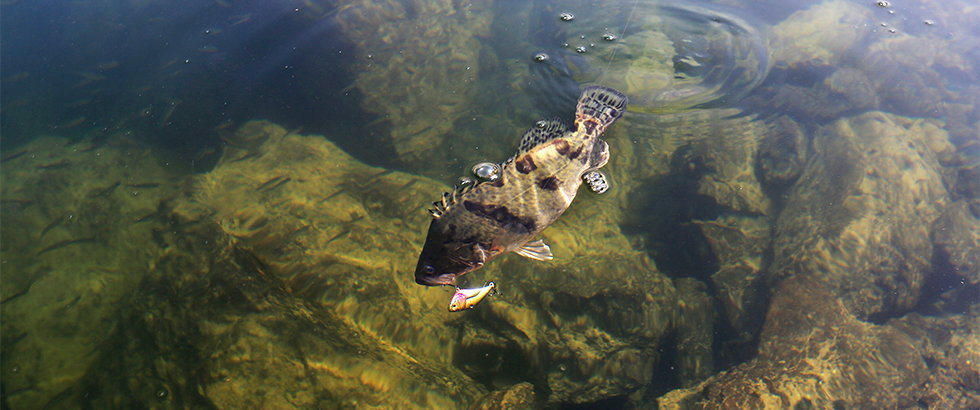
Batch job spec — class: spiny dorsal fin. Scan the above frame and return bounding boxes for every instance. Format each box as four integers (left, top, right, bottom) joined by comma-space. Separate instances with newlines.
518, 118, 568, 155
427, 183, 475, 218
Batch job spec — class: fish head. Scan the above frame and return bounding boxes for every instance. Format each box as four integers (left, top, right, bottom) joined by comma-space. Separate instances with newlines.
448, 291, 469, 312
414, 221, 486, 286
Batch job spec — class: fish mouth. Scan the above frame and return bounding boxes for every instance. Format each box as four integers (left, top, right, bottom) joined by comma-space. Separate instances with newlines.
416, 273, 456, 286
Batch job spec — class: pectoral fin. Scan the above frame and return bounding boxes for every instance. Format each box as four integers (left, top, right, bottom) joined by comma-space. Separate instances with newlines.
515, 239, 554, 261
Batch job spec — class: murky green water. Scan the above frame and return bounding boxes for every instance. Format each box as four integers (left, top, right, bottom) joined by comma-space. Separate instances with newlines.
1, 0, 977, 408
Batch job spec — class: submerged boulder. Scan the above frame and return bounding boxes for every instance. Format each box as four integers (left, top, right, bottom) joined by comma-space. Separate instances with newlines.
654, 110, 971, 409
771, 111, 949, 318
0, 133, 180, 410
167, 120, 703, 407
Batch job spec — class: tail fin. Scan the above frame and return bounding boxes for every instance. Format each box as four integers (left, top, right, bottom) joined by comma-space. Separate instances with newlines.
575, 86, 628, 135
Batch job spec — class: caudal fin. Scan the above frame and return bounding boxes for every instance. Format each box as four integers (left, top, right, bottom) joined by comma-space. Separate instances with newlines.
575, 86, 628, 135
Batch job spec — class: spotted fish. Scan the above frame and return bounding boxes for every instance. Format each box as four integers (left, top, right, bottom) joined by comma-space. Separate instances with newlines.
415, 86, 627, 286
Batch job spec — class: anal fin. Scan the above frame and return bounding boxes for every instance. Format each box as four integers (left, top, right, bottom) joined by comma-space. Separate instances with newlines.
515, 239, 554, 261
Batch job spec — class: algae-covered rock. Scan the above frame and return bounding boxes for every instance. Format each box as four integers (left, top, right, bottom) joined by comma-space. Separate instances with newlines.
57, 120, 490, 409
469, 381, 536, 410
653, 109, 970, 409
770, 111, 949, 318
165, 119, 698, 407
657, 278, 930, 410
932, 200, 980, 287
624, 108, 770, 218
174, 120, 468, 364
769, 0, 873, 67
693, 214, 770, 334
665, 110, 771, 216
449, 185, 694, 404
757, 115, 806, 188
327, 0, 495, 168
0, 133, 179, 409
895, 309, 980, 409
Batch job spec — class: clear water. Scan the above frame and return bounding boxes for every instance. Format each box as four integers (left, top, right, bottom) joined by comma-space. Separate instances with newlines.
1, 0, 977, 408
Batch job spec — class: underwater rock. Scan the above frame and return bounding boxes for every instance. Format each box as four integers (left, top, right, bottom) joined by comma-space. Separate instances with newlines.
63, 120, 491, 409
434, 156, 713, 404
769, 0, 872, 68
469, 381, 535, 410
757, 115, 806, 188
894, 309, 980, 409
175, 120, 469, 363
0, 133, 179, 410
932, 200, 980, 287
672, 278, 715, 388
688, 115, 771, 216
770, 111, 949, 319
168, 120, 697, 407
693, 214, 770, 335
655, 110, 967, 409
859, 34, 953, 119
77, 219, 486, 409
624, 108, 771, 215
327, 0, 495, 167
658, 278, 931, 409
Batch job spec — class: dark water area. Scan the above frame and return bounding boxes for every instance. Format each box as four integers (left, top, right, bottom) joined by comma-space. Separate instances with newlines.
0, 0, 389, 168
2, 0, 979, 409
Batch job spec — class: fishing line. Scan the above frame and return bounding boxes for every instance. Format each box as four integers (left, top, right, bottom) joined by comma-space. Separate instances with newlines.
597, 0, 640, 86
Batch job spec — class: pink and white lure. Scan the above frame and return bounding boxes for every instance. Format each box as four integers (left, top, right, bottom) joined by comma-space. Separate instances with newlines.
448, 282, 497, 312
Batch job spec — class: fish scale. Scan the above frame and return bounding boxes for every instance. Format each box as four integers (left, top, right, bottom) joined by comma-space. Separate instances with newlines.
415, 86, 627, 286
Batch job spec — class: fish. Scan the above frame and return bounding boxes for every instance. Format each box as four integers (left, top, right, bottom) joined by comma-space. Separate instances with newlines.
414, 86, 627, 286
36, 237, 97, 255
88, 181, 121, 198
448, 282, 498, 312
1, 150, 27, 163
37, 159, 71, 170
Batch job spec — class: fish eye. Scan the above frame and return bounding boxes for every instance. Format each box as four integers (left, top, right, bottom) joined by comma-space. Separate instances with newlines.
424, 265, 435, 274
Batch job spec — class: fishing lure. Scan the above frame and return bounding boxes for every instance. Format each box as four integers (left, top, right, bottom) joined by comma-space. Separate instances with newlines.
448, 282, 498, 312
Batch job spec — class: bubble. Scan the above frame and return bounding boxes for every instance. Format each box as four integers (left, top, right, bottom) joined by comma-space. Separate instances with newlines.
10, 365, 20, 373
575, 46, 587, 53
602, 33, 617, 41
472, 162, 501, 181
534, 53, 550, 62
559, 364, 567, 372
458, 176, 474, 187
535, 120, 548, 128
924, 20, 934, 25
876, 0, 889, 7
888, 28, 896, 33
880, 22, 888, 27
156, 390, 168, 399
559, 12, 574, 21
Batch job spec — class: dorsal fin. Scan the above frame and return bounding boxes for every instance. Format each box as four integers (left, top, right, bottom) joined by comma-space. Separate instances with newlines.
518, 118, 568, 155
427, 183, 475, 218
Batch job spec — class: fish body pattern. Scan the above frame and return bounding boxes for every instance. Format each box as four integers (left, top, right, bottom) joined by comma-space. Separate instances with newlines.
415, 86, 627, 286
